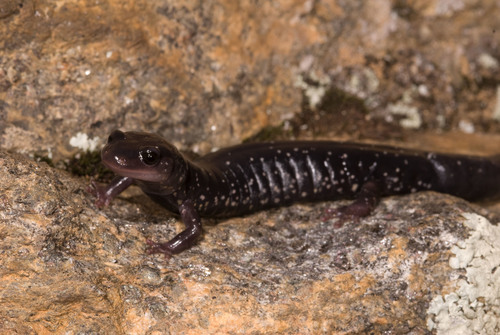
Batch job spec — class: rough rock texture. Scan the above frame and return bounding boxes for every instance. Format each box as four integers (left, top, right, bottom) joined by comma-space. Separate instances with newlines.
1, 149, 499, 334
1, 0, 500, 157
1, 0, 500, 333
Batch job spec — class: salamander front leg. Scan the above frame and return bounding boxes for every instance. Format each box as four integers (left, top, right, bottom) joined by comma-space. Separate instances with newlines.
146, 200, 202, 258
323, 181, 381, 228
90, 176, 134, 208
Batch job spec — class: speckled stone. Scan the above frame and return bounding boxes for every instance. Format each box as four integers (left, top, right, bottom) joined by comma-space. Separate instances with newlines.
0, 149, 499, 333
2, 0, 500, 333
1, 0, 500, 158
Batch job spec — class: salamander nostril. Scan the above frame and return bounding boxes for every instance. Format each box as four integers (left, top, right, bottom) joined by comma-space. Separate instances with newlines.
108, 130, 125, 143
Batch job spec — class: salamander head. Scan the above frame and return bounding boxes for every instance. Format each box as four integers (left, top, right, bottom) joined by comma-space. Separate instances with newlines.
101, 130, 188, 190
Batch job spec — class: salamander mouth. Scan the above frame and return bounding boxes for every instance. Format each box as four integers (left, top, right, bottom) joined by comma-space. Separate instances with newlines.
102, 160, 163, 182
101, 148, 165, 182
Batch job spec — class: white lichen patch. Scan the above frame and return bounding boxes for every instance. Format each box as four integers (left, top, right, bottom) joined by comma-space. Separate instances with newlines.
387, 101, 422, 129
69, 132, 100, 151
478, 53, 499, 71
458, 119, 475, 134
427, 213, 500, 334
346, 67, 380, 99
294, 72, 331, 109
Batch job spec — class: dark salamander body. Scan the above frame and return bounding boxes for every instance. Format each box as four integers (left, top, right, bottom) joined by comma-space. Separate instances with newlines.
92, 130, 500, 257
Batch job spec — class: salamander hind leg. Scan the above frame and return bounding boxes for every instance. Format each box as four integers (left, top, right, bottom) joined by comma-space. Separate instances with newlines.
322, 181, 381, 228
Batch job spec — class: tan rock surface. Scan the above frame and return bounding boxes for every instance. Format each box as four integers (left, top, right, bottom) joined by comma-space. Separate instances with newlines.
1, 0, 500, 157
2, 149, 497, 334
1, 0, 500, 333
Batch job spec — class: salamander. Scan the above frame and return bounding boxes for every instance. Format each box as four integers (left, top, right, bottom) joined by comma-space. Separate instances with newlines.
91, 129, 500, 257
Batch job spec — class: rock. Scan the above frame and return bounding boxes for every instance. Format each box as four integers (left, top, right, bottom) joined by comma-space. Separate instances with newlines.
1, 149, 499, 333
1, 0, 500, 333
1, 0, 500, 158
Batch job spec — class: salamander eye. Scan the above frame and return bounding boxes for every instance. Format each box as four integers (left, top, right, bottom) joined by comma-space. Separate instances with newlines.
139, 147, 161, 166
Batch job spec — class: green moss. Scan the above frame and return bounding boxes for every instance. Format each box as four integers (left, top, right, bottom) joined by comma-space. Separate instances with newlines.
34, 154, 55, 168
244, 86, 369, 143
243, 123, 293, 143
65, 151, 114, 181
314, 86, 368, 115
